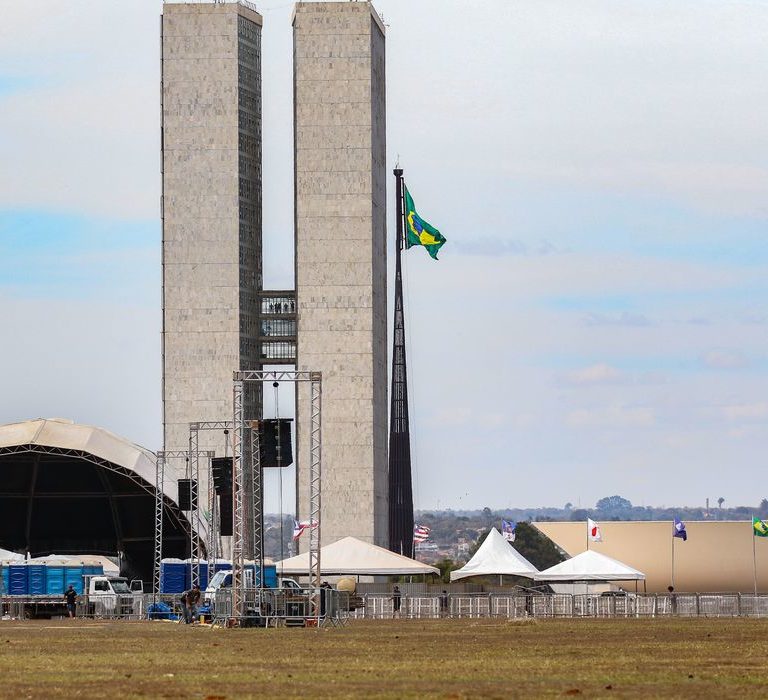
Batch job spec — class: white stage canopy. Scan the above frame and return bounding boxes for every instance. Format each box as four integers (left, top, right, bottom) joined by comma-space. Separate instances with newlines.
450, 527, 539, 582
276, 536, 439, 576
535, 550, 645, 582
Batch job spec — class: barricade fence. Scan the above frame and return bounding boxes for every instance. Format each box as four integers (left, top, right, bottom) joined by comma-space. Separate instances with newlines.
4, 592, 768, 621
347, 592, 768, 620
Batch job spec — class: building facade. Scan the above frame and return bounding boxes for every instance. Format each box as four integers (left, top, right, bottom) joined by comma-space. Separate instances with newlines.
293, 2, 389, 547
161, 1, 263, 463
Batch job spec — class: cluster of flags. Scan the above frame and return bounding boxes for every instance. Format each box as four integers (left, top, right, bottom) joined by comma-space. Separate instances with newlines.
413, 524, 431, 543
291, 519, 317, 541
583, 515, 768, 543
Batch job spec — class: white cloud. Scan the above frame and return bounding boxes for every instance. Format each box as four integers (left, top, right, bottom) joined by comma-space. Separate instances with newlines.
701, 349, 750, 370
723, 402, 768, 421
566, 405, 656, 429
561, 364, 624, 386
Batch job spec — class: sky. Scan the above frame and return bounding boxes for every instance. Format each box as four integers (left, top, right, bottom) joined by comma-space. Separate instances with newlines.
1, 0, 767, 512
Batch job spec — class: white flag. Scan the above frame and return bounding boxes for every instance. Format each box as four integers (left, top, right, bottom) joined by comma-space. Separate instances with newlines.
587, 518, 602, 542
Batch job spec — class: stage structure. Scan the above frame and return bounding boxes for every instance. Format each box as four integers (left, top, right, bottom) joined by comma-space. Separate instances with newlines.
153, 449, 213, 597
231, 370, 323, 622
388, 169, 415, 558
188, 422, 234, 570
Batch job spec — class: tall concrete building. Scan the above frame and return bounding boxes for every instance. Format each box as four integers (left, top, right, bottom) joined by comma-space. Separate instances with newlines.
293, 2, 388, 547
161, 1, 263, 461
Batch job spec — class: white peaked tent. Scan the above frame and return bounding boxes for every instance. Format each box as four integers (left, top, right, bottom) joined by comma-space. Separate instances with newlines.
276, 536, 439, 576
535, 550, 645, 582
450, 528, 539, 582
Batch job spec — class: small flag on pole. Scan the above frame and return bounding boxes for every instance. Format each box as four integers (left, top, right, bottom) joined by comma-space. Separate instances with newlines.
292, 519, 317, 541
673, 518, 687, 541
501, 520, 517, 542
753, 516, 768, 537
413, 524, 431, 543
587, 518, 602, 542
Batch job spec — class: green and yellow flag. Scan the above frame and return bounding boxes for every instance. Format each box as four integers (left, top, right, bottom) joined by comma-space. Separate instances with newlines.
753, 516, 768, 537
404, 186, 446, 260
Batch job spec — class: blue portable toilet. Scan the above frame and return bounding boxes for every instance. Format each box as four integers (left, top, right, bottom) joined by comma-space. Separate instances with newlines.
160, 559, 186, 594
64, 565, 84, 594
182, 560, 209, 590
9, 564, 28, 595
83, 565, 104, 577
214, 559, 230, 573
46, 565, 66, 595
262, 564, 278, 589
27, 564, 47, 595
0, 565, 9, 594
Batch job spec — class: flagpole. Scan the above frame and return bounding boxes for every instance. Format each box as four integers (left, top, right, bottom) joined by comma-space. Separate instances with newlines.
753, 517, 758, 597
670, 521, 675, 590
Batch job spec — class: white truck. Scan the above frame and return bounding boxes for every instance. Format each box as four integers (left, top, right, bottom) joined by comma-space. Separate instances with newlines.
2, 575, 143, 619
204, 570, 302, 603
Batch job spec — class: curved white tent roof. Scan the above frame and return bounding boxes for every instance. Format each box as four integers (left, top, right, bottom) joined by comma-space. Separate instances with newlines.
535, 550, 645, 582
276, 537, 439, 576
0, 418, 206, 572
450, 528, 539, 581
0, 418, 159, 487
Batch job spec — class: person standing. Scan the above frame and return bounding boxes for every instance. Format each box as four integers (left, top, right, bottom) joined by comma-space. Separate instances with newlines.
392, 585, 402, 618
182, 584, 201, 624
64, 585, 77, 619
440, 590, 449, 617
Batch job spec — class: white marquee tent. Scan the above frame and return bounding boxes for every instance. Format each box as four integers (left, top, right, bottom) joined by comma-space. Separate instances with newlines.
276, 536, 440, 576
535, 550, 645, 582
450, 527, 539, 582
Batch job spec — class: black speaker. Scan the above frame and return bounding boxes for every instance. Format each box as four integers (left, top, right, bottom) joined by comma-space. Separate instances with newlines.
258, 419, 293, 468
219, 494, 233, 536
211, 457, 233, 495
178, 479, 197, 511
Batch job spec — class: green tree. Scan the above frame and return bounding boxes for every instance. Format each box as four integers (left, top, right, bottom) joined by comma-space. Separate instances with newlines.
595, 495, 632, 512
434, 557, 459, 583
512, 522, 565, 570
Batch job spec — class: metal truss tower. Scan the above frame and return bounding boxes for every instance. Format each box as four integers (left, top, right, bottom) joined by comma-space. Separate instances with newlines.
388, 169, 415, 558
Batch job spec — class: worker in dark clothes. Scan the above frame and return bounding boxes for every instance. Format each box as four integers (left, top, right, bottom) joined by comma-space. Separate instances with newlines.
392, 585, 402, 618
440, 590, 449, 617
64, 585, 77, 619
182, 584, 201, 624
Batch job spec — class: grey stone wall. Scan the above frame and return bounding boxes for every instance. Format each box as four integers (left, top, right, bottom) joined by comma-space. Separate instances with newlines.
161, 2, 263, 488
293, 2, 388, 547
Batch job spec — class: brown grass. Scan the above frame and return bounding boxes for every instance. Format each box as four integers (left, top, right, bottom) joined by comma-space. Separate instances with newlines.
0, 617, 767, 698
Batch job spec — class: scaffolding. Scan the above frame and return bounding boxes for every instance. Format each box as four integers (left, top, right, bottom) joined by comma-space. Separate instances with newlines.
153, 449, 214, 598
231, 370, 322, 622
188, 421, 234, 574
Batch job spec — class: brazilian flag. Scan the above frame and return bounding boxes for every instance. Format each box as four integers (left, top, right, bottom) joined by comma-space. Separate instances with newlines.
753, 516, 768, 537
404, 186, 446, 260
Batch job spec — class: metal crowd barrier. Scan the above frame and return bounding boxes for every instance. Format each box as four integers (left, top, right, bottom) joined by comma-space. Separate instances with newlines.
346, 592, 768, 620
6, 592, 767, 622
1, 594, 146, 620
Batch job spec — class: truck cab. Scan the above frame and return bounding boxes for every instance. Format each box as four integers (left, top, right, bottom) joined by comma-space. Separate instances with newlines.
86, 576, 142, 616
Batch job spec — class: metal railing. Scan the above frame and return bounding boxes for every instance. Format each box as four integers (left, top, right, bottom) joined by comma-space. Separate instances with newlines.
6, 591, 767, 623
346, 592, 768, 620
1, 594, 146, 620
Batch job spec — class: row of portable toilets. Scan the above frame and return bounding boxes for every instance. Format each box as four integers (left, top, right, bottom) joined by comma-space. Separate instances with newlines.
0, 564, 104, 596
159, 559, 232, 594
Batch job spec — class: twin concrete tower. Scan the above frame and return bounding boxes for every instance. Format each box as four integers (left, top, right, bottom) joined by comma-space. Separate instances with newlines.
161, 1, 388, 549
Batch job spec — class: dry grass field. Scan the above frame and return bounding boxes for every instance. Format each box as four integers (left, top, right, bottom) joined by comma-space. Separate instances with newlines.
0, 617, 766, 698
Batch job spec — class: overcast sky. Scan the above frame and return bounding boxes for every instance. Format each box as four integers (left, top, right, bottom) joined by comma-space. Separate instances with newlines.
1, 0, 767, 512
